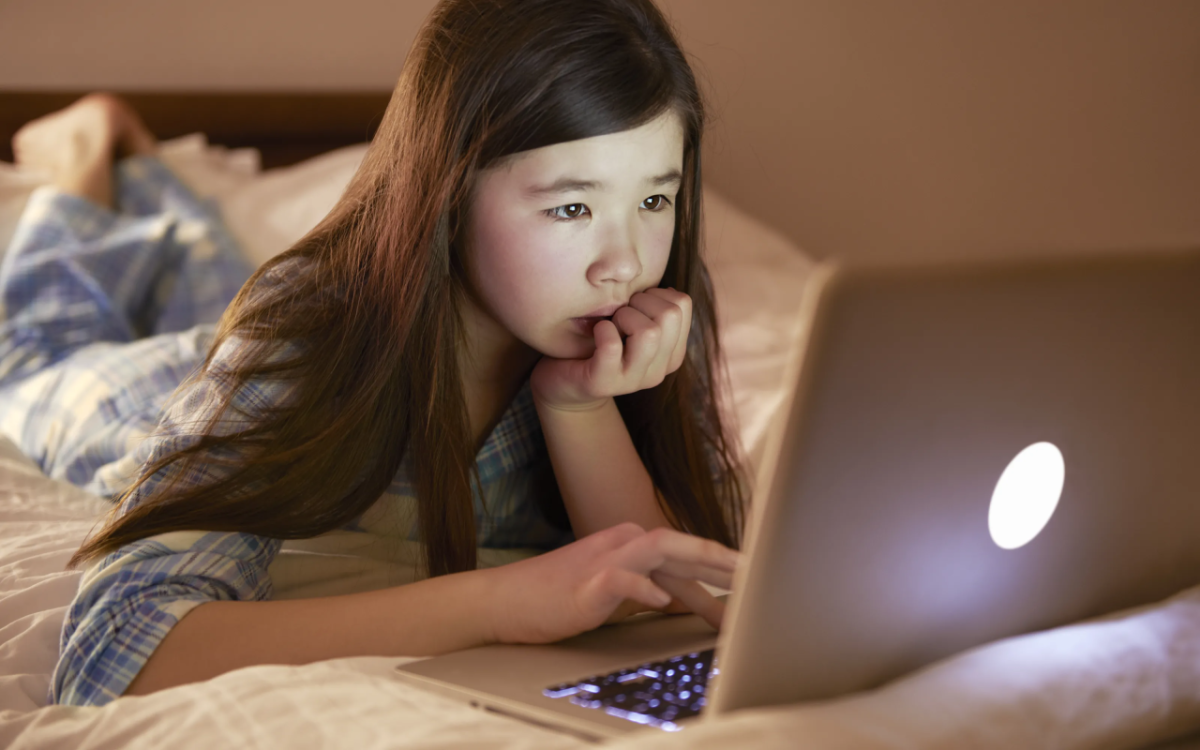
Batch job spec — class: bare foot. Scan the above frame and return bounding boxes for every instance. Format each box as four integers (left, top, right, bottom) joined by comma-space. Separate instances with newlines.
11, 93, 158, 209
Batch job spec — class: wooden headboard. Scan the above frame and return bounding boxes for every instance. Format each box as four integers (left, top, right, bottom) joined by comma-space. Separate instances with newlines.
0, 92, 393, 169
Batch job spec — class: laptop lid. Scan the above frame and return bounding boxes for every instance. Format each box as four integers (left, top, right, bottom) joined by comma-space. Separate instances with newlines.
712, 247, 1200, 714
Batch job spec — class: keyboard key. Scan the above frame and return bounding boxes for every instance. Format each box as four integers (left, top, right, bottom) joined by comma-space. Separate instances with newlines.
543, 648, 717, 730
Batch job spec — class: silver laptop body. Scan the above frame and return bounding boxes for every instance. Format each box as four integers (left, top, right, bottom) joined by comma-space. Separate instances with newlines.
395, 248, 1200, 741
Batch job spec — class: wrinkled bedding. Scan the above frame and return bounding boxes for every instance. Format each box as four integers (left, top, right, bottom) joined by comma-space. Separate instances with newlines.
3, 420, 1199, 750
1, 138, 1199, 749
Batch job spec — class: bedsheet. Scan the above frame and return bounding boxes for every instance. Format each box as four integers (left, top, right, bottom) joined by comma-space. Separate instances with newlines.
2, 433, 1199, 749
2, 138, 1200, 748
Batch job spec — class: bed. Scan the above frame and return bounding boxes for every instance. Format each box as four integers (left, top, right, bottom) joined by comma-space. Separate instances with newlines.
1, 93, 1199, 749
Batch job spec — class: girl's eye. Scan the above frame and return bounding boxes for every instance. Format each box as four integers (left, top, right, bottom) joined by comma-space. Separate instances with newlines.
547, 203, 589, 221
642, 195, 672, 212
543, 195, 674, 222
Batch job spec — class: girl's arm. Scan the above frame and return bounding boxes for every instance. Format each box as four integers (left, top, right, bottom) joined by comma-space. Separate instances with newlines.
125, 567, 496, 696
531, 287, 694, 539
535, 396, 672, 539
126, 522, 738, 697
531, 288, 730, 619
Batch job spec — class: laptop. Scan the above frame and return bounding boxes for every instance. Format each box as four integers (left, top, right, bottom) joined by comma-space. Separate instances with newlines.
394, 248, 1200, 741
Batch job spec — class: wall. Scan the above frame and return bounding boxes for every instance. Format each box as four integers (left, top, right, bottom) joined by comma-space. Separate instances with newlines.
2, 0, 1198, 262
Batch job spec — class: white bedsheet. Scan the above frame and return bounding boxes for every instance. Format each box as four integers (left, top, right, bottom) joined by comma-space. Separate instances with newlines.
2, 138, 1199, 748
2, 433, 1199, 749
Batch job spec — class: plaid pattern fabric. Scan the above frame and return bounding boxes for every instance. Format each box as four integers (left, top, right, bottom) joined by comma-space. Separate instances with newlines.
0, 157, 572, 708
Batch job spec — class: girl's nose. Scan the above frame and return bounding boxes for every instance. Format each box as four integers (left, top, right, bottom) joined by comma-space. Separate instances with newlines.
588, 241, 643, 286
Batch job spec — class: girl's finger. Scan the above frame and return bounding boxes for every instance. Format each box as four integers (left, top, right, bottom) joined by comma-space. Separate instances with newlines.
586, 521, 649, 550
590, 318, 625, 382
645, 288, 692, 372
669, 289, 693, 371
643, 288, 691, 372
607, 527, 740, 578
651, 573, 726, 630
581, 566, 673, 615
650, 560, 736, 591
604, 597, 657, 625
657, 597, 695, 615
628, 290, 682, 332
668, 309, 691, 373
610, 306, 659, 379
627, 292, 681, 383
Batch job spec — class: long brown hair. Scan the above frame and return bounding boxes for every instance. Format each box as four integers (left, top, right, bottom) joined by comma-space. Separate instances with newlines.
69, 0, 746, 576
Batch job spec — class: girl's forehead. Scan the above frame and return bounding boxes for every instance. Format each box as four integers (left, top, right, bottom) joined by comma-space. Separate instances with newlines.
485, 111, 684, 190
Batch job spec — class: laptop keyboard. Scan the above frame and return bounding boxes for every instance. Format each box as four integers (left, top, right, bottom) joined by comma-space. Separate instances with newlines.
542, 648, 716, 731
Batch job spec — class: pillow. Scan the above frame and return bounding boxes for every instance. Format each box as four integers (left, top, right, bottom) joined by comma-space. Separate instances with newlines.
159, 136, 369, 269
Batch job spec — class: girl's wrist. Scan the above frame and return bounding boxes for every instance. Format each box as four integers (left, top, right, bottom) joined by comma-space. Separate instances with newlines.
532, 393, 613, 414
384, 567, 507, 653
472, 566, 505, 645
474, 555, 567, 646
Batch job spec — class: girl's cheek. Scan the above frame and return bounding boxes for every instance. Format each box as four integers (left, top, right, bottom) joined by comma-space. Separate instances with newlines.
650, 224, 675, 265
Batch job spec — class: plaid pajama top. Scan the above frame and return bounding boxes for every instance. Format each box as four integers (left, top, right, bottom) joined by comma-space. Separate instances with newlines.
0, 156, 573, 708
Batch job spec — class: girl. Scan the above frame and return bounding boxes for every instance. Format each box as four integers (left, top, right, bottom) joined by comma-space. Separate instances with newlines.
1, 0, 746, 708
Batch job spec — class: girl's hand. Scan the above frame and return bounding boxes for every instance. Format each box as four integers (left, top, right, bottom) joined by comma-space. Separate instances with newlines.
531, 288, 692, 411
484, 522, 740, 645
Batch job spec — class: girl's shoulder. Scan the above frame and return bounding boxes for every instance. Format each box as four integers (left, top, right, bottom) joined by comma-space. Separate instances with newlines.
250, 252, 351, 310
249, 253, 317, 299
207, 253, 327, 368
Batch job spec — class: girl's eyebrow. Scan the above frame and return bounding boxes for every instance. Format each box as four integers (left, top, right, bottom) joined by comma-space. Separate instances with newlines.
525, 169, 682, 197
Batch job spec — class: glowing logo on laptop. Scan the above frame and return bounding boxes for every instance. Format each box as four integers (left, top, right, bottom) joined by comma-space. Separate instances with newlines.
988, 442, 1065, 550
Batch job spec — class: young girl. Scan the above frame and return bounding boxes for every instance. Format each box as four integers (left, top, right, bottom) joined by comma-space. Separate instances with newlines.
1, 0, 746, 708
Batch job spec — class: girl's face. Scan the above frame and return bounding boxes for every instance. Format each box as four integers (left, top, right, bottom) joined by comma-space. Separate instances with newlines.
462, 110, 685, 361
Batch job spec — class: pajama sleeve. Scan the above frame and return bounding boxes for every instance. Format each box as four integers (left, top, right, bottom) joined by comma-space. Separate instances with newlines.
51, 281, 309, 707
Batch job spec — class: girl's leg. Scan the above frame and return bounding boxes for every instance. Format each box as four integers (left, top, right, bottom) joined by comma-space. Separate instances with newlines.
63, 95, 254, 336
0, 95, 250, 390
112, 155, 253, 337
9, 92, 146, 210
0, 94, 248, 482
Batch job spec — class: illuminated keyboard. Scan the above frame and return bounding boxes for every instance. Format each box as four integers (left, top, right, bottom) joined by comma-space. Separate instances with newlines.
542, 648, 716, 731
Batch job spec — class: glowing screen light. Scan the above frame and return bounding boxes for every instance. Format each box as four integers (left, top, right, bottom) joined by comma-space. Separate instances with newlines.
988, 442, 1065, 550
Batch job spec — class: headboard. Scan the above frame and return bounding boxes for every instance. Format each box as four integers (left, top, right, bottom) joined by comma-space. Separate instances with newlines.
0, 91, 393, 169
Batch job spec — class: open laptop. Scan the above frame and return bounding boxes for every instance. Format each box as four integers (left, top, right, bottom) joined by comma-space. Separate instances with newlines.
395, 247, 1200, 740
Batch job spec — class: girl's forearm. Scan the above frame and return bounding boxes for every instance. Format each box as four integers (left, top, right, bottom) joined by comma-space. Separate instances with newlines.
125, 566, 501, 698
535, 396, 673, 538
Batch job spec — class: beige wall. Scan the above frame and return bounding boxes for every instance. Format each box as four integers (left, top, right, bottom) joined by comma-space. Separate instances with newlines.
2, 0, 1198, 262
673, 1, 1200, 262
